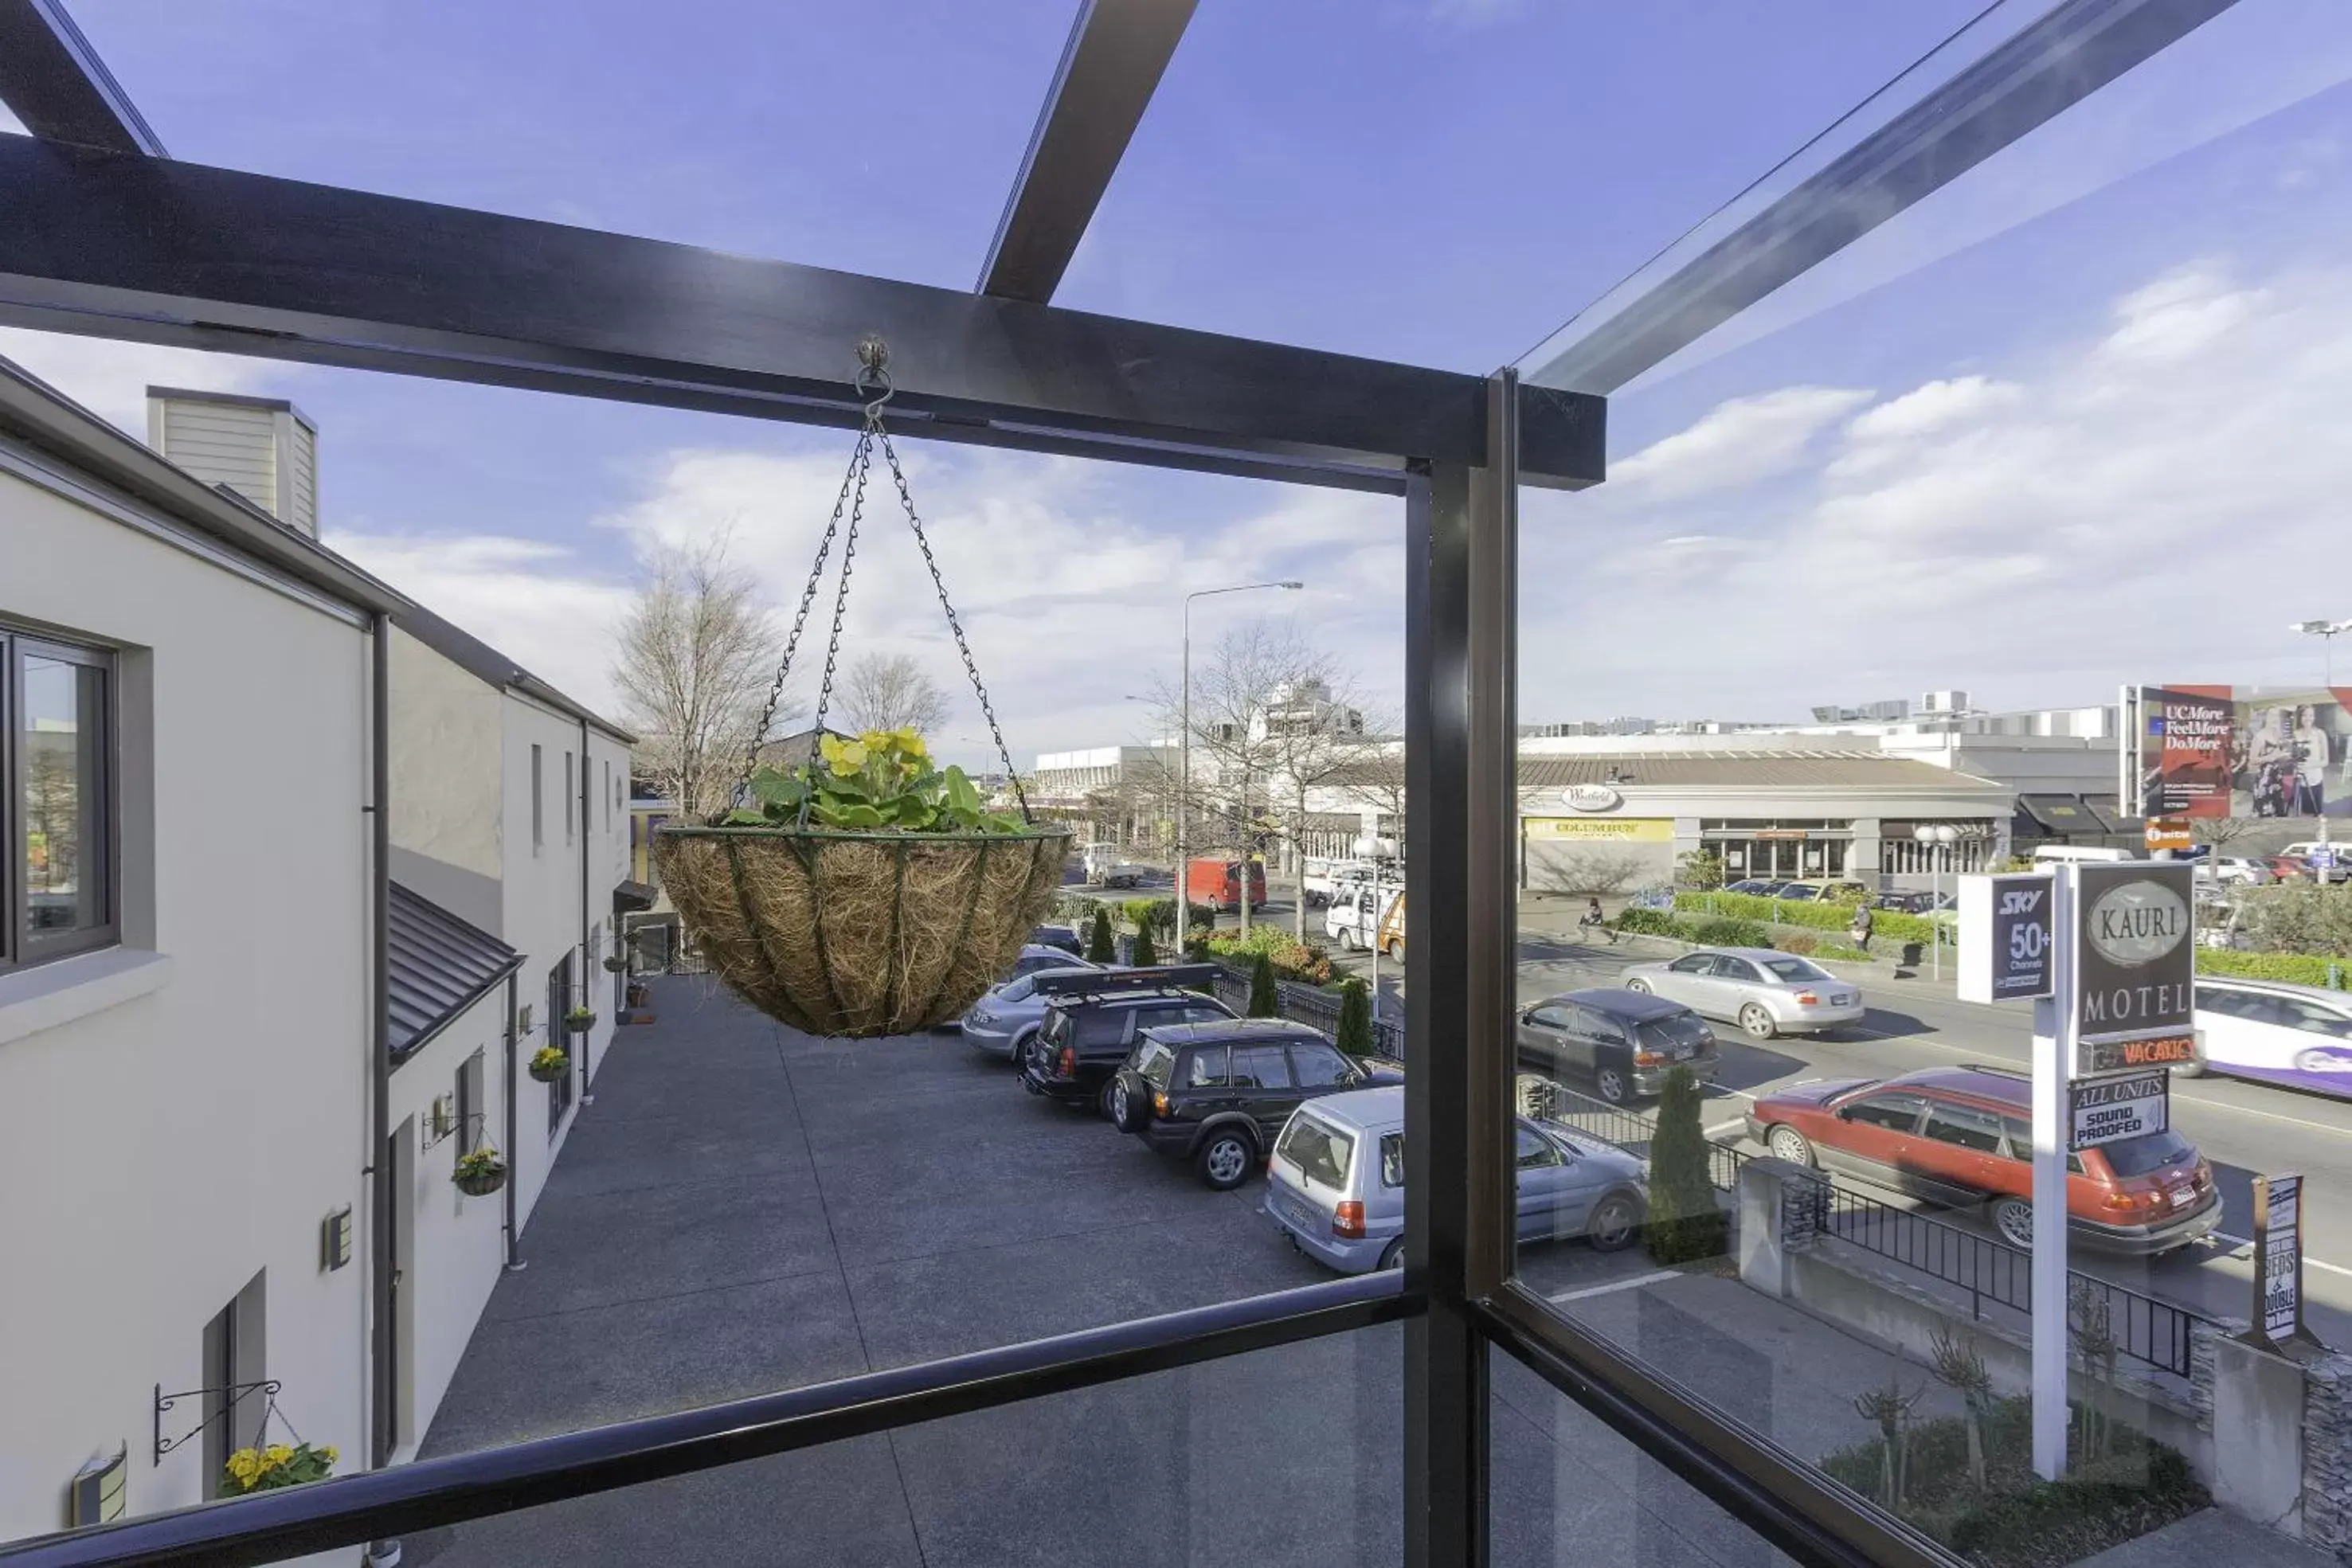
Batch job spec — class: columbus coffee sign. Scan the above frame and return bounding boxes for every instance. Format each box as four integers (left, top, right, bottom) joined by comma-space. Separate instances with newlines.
2072, 862, 2197, 1074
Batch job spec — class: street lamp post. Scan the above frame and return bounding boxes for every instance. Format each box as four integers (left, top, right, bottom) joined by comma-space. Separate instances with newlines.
2291, 619, 2352, 848
1176, 581, 1304, 953
1913, 823, 1960, 982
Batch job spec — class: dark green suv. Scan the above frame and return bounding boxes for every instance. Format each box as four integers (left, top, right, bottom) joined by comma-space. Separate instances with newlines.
1110, 1019, 1404, 1189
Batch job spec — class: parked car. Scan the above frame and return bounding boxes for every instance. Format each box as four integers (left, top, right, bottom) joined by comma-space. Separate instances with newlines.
1184, 856, 1268, 913
1260, 1086, 1646, 1271
1302, 856, 1387, 908
2197, 856, 2274, 887
1515, 987, 1720, 1106
2032, 844, 2140, 866
1618, 948, 1865, 1040
958, 958, 1100, 1059
1109, 1019, 1403, 1189
2280, 843, 2352, 884
1082, 843, 1153, 888
1745, 1065, 2221, 1255
2193, 978, 2352, 1098
1030, 923, 1083, 956
1325, 885, 1404, 957
1774, 879, 1866, 903
1726, 878, 1790, 896
1019, 964, 1235, 1117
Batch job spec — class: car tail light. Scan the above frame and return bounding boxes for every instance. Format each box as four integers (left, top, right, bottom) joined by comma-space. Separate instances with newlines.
1334, 1201, 1366, 1239
1059, 1045, 1076, 1077
1633, 1050, 1664, 1067
1152, 1091, 1168, 1116
2101, 1189, 2161, 1215
1794, 991, 1819, 1007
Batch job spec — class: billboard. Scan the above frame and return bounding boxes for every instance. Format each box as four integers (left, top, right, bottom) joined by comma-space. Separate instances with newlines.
2131, 684, 2352, 819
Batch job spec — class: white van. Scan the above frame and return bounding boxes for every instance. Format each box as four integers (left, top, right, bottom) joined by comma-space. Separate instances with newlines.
2031, 845, 2139, 866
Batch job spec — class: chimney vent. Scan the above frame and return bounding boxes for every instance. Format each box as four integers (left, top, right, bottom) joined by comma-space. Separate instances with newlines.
146, 386, 319, 537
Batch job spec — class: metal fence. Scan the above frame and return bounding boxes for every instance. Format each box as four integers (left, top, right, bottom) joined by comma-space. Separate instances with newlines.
1527, 1081, 2209, 1380
1192, 955, 1407, 1059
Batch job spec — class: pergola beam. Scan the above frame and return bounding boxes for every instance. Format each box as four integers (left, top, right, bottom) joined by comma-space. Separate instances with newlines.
0, 0, 163, 155
0, 135, 1601, 489
977, 0, 1196, 304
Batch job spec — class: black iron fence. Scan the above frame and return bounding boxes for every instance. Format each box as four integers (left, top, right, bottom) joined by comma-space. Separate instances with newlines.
1527, 1081, 2210, 1381
1196, 956, 1406, 1059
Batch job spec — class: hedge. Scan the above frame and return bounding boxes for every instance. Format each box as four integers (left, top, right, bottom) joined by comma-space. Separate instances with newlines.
1674, 891, 1951, 947
2195, 948, 2344, 987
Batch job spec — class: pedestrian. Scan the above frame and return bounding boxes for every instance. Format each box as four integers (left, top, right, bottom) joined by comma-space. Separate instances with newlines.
1849, 899, 1873, 955
1579, 896, 1617, 944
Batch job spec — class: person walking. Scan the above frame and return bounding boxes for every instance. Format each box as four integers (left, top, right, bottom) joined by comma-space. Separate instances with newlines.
1848, 899, 1873, 956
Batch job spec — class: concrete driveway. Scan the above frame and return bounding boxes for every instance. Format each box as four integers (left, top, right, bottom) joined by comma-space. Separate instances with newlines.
401, 977, 1794, 1567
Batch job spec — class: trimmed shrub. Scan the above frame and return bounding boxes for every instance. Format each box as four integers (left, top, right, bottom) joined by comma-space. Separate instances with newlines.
1336, 977, 1372, 1054
2197, 948, 2342, 987
1643, 1066, 1726, 1264
1247, 952, 1279, 1017
1676, 890, 1949, 947
1776, 932, 1820, 956
1614, 907, 1681, 936
1811, 942, 1873, 962
1130, 923, 1157, 968
1086, 907, 1116, 964
1686, 916, 1772, 948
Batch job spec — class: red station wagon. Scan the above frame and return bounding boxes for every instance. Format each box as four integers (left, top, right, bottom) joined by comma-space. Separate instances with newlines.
1744, 1065, 2221, 1255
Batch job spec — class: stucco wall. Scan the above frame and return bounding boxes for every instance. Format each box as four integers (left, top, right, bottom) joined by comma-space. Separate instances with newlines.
385, 981, 512, 1453
388, 630, 503, 932
0, 466, 370, 1541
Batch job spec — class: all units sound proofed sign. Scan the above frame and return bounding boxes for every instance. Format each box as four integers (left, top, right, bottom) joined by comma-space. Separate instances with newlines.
2068, 1069, 2169, 1151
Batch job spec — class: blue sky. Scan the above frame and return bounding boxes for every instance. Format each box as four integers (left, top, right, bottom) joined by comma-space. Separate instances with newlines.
6, 1, 2352, 764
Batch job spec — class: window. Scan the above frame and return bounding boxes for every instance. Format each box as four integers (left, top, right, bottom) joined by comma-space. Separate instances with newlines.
1921, 1101, 2004, 1155
546, 953, 574, 1132
1184, 1045, 1231, 1088
603, 760, 612, 831
1289, 1042, 1352, 1087
1378, 1132, 1404, 1187
200, 1271, 267, 1499
530, 744, 544, 851
1760, 956, 1830, 983
1134, 1041, 1176, 1088
3, 631, 115, 969
1073, 1008, 1129, 1046
1514, 1125, 1561, 1169
2100, 1129, 2196, 1179
1839, 1092, 1927, 1132
1229, 1044, 1292, 1089
455, 1050, 485, 1171
1274, 1114, 1352, 1187
1524, 1005, 1571, 1030
2279, 997, 2352, 1037
1576, 1007, 1628, 1044
1667, 953, 1712, 973
565, 751, 575, 843
1711, 956, 1763, 981
1999, 1117, 2087, 1174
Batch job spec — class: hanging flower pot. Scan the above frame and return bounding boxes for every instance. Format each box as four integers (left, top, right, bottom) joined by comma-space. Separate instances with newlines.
528, 1045, 569, 1083
223, 1441, 337, 1495
655, 341, 1070, 1039
563, 1007, 597, 1035
601, 954, 629, 973
453, 1144, 508, 1197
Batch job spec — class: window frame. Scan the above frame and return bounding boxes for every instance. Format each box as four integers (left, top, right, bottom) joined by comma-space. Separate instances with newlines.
2, 624, 121, 973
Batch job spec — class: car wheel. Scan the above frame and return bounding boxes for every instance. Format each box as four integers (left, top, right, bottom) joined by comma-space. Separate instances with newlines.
1990, 1197, 2035, 1249
1012, 1030, 1038, 1070
1378, 1238, 1405, 1272
1739, 1003, 1778, 1041
1337, 927, 1356, 952
2170, 1055, 2206, 1080
1587, 1193, 1642, 1253
1097, 1076, 1123, 1119
1623, 978, 1652, 995
1765, 1124, 1814, 1167
1110, 1077, 1149, 1132
1198, 1128, 1256, 1190
1593, 1062, 1631, 1106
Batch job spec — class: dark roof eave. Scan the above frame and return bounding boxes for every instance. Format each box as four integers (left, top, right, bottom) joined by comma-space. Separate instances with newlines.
388, 951, 527, 1068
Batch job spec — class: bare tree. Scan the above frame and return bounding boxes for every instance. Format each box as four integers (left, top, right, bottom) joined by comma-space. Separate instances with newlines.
836, 651, 952, 736
2191, 815, 2255, 854
611, 535, 788, 821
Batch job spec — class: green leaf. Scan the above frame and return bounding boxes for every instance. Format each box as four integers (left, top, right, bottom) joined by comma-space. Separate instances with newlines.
982, 812, 1025, 833
894, 795, 939, 828
722, 808, 770, 825
820, 801, 889, 829
749, 768, 805, 808
942, 765, 982, 817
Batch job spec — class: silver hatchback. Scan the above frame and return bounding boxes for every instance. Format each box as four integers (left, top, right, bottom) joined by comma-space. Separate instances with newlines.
958, 952, 1101, 1060
1262, 1086, 1647, 1273
1618, 946, 1865, 1039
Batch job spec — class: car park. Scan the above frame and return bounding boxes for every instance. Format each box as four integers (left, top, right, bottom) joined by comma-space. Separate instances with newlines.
1109, 1019, 1402, 1189
1618, 947, 1865, 1040
958, 958, 1101, 1059
2193, 977, 2352, 1098
1726, 878, 1790, 896
1259, 1086, 1646, 1271
1019, 965, 1235, 1117
1774, 879, 1865, 903
1745, 1064, 2221, 1254
1515, 987, 1720, 1106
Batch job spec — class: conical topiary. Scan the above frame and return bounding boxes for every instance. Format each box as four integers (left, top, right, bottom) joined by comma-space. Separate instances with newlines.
1336, 977, 1372, 1056
1130, 921, 1157, 968
1247, 951, 1279, 1017
1643, 1066, 1727, 1264
1086, 906, 1116, 964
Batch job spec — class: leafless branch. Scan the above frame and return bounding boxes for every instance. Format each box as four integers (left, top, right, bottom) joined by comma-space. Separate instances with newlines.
835, 651, 952, 736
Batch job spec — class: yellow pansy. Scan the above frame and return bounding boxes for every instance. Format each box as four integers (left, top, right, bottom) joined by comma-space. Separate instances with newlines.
264, 1445, 293, 1464
319, 1446, 339, 1464
820, 734, 867, 776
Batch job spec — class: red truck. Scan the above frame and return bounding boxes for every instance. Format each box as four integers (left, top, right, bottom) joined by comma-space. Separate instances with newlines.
1184, 857, 1268, 913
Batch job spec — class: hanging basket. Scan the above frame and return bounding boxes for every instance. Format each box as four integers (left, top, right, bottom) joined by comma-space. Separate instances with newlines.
657, 821, 1069, 1038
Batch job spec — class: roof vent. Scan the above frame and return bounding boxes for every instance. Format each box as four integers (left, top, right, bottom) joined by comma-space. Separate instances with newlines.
146, 386, 319, 537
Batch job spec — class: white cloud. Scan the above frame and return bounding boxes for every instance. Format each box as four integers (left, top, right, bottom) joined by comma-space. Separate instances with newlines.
0, 327, 291, 435
1609, 386, 1873, 500
1520, 256, 2352, 717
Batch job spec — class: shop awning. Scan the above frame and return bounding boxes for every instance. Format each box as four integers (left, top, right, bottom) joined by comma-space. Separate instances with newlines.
2014, 793, 2100, 834
613, 880, 659, 913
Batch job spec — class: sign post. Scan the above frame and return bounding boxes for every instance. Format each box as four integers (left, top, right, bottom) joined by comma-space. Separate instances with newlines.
2250, 1174, 2314, 1351
2029, 870, 2076, 1483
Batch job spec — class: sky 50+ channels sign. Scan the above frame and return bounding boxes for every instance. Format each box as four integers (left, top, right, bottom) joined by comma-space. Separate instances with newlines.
2072, 861, 2197, 1077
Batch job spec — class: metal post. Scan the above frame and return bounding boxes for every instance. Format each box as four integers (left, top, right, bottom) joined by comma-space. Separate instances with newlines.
1178, 602, 1192, 952
2029, 863, 2076, 1480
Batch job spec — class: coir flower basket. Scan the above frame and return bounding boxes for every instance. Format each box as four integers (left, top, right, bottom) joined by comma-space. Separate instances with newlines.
657, 820, 1068, 1038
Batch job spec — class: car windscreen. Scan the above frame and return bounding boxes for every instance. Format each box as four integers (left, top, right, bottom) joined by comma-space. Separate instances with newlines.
1136, 1042, 1176, 1089
1039, 1008, 1070, 1044
2100, 1129, 2197, 1179
997, 976, 1035, 1003
1275, 1114, 1354, 1190
1761, 957, 1832, 983
1634, 1012, 1712, 1053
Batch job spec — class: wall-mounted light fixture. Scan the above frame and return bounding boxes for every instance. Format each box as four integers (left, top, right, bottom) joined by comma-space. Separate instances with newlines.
68, 1443, 127, 1527
321, 1206, 354, 1272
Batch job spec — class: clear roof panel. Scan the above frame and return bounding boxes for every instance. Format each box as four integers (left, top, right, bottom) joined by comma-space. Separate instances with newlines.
58, 0, 1076, 289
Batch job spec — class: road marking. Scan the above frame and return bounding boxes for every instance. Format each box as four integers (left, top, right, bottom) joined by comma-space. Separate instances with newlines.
1547, 1269, 1681, 1304
1703, 1119, 1750, 1140
2209, 1232, 2352, 1281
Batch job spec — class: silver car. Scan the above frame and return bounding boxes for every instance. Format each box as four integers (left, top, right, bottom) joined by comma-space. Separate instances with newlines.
1262, 1085, 1646, 1273
959, 951, 1100, 1059
1618, 947, 1865, 1040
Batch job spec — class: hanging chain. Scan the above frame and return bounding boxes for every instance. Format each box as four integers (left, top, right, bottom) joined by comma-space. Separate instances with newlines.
727, 338, 1031, 826
875, 423, 1031, 823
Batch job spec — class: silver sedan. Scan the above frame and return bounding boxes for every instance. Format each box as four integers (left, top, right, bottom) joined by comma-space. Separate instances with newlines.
958, 952, 1100, 1060
1617, 947, 1865, 1040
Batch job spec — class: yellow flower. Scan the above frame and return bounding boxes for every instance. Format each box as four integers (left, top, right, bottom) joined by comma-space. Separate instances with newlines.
319, 1446, 339, 1464
894, 728, 928, 759
820, 734, 867, 776
264, 1445, 293, 1464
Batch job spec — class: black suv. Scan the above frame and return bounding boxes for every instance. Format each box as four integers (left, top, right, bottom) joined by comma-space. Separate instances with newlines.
1019, 965, 1235, 1117
1515, 987, 1718, 1107
1109, 1019, 1404, 1190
